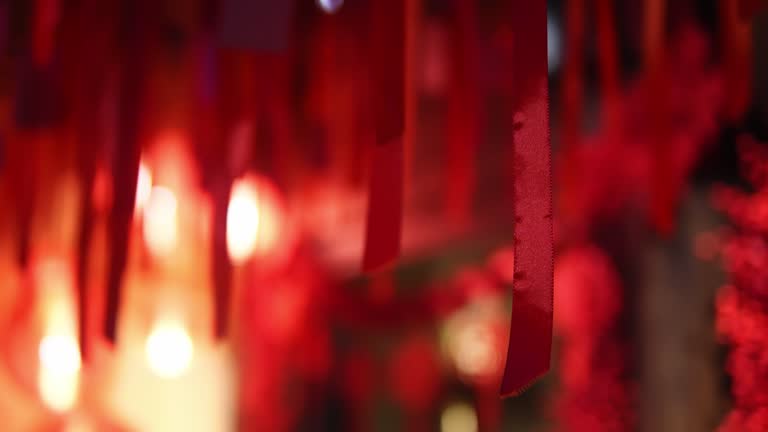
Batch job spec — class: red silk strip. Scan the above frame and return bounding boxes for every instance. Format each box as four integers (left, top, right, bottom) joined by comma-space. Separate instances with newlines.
721, 0, 753, 123
740, 0, 768, 19
217, 0, 295, 52
362, 0, 406, 272
501, 0, 552, 397
103, 0, 148, 343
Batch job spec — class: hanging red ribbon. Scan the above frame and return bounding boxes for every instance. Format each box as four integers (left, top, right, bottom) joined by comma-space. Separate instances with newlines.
212, 0, 295, 339
362, 0, 406, 272
501, 0, 553, 397
103, 0, 150, 343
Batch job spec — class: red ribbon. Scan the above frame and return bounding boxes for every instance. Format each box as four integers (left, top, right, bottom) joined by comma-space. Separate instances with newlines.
501, 0, 553, 397
362, 0, 406, 272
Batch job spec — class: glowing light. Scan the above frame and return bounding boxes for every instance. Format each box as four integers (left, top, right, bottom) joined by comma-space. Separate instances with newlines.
135, 160, 153, 215
226, 175, 285, 265
143, 186, 178, 257
547, 14, 561, 74
226, 179, 260, 264
451, 322, 499, 379
145, 319, 194, 379
440, 403, 478, 432
36, 259, 80, 413
38, 334, 81, 412
317, 0, 343, 13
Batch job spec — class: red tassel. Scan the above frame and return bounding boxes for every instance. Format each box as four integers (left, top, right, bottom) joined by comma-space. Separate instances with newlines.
501, 0, 553, 397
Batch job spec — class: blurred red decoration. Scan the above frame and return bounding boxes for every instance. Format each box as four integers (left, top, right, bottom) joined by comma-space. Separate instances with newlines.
715, 136, 768, 431
553, 246, 633, 431
389, 334, 442, 412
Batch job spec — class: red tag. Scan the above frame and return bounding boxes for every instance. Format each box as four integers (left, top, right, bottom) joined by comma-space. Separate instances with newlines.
362, 0, 406, 271
501, 0, 553, 397
217, 0, 295, 52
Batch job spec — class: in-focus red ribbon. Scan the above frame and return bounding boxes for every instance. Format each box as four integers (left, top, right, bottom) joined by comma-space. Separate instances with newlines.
362, 0, 406, 272
501, 0, 553, 397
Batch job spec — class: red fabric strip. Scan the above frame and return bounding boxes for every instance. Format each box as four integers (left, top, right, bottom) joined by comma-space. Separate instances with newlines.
501, 0, 553, 397
103, 0, 149, 343
217, 0, 295, 53
362, 0, 406, 272
446, 0, 480, 226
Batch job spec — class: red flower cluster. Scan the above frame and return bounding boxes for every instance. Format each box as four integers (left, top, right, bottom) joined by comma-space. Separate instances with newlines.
716, 136, 768, 431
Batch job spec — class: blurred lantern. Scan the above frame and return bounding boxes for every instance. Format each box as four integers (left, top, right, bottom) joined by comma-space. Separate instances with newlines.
317, 0, 343, 14
134, 159, 153, 216
226, 174, 289, 266
142, 186, 178, 258
442, 299, 507, 386
35, 259, 81, 413
440, 402, 478, 432
145, 316, 194, 379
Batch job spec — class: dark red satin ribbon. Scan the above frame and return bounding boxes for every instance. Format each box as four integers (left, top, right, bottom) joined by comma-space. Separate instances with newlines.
362, 0, 405, 272
501, 0, 552, 397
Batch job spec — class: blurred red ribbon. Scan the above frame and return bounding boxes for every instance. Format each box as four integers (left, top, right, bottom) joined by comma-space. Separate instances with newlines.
362, 0, 406, 272
501, 0, 553, 397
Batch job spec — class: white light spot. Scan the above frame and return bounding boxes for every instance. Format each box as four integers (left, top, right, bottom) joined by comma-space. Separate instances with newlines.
547, 15, 561, 74
226, 179, 261, 264
317, 0, 343, 13
135, 160, 153, 216
145, 319, 194, 379
143, 186, 178, 257
38, 334, 81, 412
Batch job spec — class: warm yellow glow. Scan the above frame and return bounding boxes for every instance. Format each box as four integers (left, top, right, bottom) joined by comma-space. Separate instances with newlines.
451, 322, 498, 379
440, 402, 478, 432
36, 260, 81, 413
226, 179, 261, 264
143, 186, 178, 257
145, 319, 194, 379
135, 160, 153, 215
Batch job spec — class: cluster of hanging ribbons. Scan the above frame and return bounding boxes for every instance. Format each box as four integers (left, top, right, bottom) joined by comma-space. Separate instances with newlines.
19, 0, 552, 397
